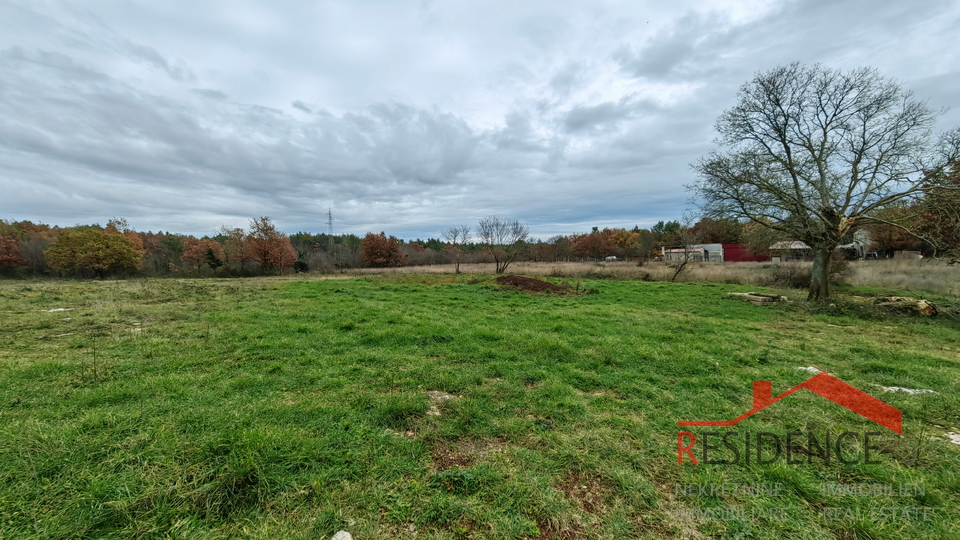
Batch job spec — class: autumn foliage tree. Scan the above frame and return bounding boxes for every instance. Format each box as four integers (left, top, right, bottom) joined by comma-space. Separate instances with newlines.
181, 238, 226, 271
361, 232, 406, 267
0, 236, 25, 270
247, 217, 296, 275
17, 221, 57, 276
220, 227, 257, 274
45, 220, 144, 278
629, 229, 657, 265
572, 229, 617, 259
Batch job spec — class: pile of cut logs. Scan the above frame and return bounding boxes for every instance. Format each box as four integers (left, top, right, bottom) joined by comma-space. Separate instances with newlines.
874, 297, 938, 316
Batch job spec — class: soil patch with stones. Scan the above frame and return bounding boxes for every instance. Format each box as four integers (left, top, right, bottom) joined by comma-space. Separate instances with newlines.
494, 275, 568, 293
557, 472, 611, 514
430, 443, 472, 471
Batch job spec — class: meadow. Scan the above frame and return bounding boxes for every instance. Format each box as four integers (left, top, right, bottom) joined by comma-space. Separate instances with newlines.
0, 273, 958, 539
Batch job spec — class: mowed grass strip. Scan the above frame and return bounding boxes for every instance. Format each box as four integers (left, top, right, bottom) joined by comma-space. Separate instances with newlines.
0, 276, 958, 539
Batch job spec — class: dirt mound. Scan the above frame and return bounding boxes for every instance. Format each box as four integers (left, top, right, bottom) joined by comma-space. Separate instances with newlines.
494, 275, 567, 292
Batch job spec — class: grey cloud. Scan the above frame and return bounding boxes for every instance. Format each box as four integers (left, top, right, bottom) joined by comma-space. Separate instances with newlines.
363, 103, 479, 184
0, 44, 481, 219
491, 112, 548, 153
119, 39, 195, 82
291, 100, 312, 113
614, 11, 729, 80
192, 89, 228, 100
563, 99, 636, 133
0, 46, 107, 81
1, 0, 958, 238
549, 62, 582, 97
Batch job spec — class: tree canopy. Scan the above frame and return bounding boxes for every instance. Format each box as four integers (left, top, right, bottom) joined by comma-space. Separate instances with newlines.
690, 63, 960, 300
361, 232, 406, 267
46, 224, 144, 278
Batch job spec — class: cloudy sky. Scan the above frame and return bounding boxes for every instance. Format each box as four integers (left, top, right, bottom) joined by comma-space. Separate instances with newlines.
2, 0, 959, 240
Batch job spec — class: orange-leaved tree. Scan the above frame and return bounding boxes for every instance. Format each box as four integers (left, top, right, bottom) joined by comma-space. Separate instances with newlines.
0, 221, 26, 270
572, 229, 617, 260
220, 227, 256, 274
361, 232, 406, 267
247, 217, 296, 275
181, 238, 226, 271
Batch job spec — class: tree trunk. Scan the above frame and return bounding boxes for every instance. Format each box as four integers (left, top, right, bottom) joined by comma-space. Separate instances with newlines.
670, 259, 688, 282
807, 248, 831, 301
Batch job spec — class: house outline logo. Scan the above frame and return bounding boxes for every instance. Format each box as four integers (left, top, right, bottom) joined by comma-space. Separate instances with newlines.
678, 373, 902, 434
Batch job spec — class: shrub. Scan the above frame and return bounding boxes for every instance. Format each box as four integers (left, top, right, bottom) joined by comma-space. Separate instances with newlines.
431, 468, 481, 495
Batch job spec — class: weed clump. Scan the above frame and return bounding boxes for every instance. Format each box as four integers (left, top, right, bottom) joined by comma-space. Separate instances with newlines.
431, 468, 481, 495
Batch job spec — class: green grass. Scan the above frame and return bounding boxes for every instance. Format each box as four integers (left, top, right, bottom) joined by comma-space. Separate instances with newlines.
1, 275, 958, 539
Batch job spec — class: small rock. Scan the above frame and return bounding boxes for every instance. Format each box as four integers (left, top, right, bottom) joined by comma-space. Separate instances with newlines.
425, 390, 458, 417
945, 433, 960, 445
62, 318, 71, 322
876, 385, 938, 395
331, 531, 352, 540
797, 366, 823, 374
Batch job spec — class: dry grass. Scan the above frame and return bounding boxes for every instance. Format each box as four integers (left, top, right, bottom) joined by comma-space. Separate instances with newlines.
843, 258, 960, 297
342, 259, 960, 298
345, 261, 780, 286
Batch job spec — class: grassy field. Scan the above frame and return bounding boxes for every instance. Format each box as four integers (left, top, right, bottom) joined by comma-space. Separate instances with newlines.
347, 259, 960, 297
1, 275, 958, 539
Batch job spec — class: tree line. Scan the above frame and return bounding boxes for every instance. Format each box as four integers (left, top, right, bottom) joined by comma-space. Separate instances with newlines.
0, 207, 954, 280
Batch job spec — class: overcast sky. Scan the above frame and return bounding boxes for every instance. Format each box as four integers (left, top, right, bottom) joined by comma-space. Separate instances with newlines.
2, 0, 959, 240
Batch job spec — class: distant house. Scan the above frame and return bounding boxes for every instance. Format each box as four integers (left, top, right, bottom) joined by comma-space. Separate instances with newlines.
769, 231, 872, 262
769, 241, 814, 262
662, 243, 770, 263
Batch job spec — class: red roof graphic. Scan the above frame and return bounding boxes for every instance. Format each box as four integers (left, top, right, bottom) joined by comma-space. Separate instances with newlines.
677, 373, 902, 434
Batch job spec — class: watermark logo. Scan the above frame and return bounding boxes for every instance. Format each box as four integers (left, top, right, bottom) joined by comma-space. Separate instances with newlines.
676, 373, 902, 465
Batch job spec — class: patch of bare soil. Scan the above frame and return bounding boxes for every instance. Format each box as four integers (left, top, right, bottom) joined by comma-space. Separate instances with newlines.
429, 437, 508, 471
430, 442, 471, 471
557, 472, 611, 514
535, 516, 585, 540
494, 275, 568, 293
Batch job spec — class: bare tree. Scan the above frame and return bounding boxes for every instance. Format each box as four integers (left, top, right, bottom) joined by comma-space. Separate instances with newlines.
475, 216, 529, 274
442, 224, 471, 274
691, 63, 960, 300
663, 214, 704, 282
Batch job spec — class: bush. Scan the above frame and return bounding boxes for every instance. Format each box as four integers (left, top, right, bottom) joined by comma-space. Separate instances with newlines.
768, 257, 850, 289
361, 232, 406, 267
770, 263, 812, 289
